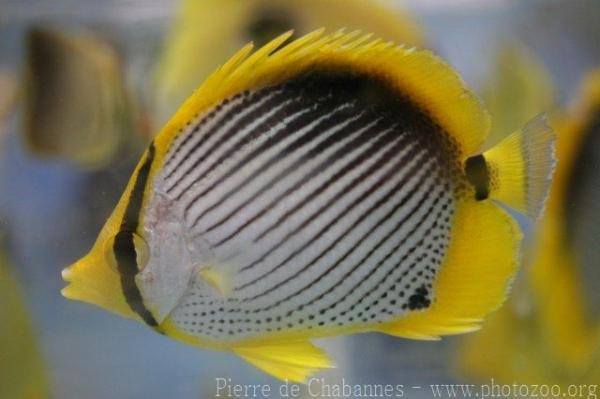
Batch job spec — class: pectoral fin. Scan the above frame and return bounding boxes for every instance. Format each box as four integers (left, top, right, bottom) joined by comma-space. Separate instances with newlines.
198, 266, 233, 298
232, 339, 333, 383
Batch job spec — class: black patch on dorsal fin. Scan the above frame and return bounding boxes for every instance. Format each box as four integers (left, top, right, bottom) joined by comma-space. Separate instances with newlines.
465, 154, 490, 200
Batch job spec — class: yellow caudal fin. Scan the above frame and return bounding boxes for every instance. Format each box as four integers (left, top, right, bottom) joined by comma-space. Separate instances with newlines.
477, 115, 556, 219
233, 339, 333, 383
378, 200, 521, 339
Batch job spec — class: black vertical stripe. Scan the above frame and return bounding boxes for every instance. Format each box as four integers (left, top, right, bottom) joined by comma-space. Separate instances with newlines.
114, 143, 158, 327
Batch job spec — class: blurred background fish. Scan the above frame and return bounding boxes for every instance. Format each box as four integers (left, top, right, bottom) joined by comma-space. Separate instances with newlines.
152, 0, 425, 125
0, 70, 18, 149
459, 63, 600, 386
23, 26, 144, 169
0, 236, 49, 399
481, 42, 556, 147
1, 0, 600, 398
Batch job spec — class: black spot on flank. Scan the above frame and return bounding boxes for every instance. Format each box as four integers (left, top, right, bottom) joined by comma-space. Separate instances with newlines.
408, 286, 431, 310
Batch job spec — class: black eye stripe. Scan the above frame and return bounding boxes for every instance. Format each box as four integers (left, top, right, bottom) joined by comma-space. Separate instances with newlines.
114, 143, 158, 327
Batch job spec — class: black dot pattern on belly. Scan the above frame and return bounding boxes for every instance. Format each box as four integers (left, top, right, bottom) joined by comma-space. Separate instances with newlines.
163, 69, 464, 342
169, 180, 454, 341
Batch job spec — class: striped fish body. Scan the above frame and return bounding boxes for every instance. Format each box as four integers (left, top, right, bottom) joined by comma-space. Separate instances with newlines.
62, 31, 556, 382
150, 70, 460, 343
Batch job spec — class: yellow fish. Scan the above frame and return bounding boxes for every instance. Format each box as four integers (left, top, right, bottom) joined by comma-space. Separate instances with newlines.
62, 30, 555, 382
153, 0, 425, 124
24, 27, 136, 169
460, 68, 600, 385
0, 70, 18, 148
482, 42, 556, 147
0, 242, 49, 399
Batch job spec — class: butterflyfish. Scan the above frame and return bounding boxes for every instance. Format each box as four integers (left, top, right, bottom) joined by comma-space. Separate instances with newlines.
62, 30, 556, 382
460, 70, 600, 385
24, 27, 136, 169
153, 0, 425, 124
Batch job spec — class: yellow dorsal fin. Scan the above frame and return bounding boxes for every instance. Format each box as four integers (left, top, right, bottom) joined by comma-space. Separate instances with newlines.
153, 29, 490, 161
198, 266, 233, 298
377, 200, 520, 339
233, 339, 333, 383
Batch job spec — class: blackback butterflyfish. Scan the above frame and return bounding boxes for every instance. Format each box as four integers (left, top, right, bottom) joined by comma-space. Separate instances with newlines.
62, 30, 556, 382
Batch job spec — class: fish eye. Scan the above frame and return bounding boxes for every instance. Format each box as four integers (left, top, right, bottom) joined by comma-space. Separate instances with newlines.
105, 231, 150, 273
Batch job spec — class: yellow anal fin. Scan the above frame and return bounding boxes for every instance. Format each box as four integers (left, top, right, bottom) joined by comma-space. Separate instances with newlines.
233, 339, 333, 383
377, 200, 520, 339
199, 266, 233, 298
483, 115, 556, 219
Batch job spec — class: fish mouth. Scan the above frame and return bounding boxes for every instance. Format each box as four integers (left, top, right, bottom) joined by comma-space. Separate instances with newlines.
60, 256, 94, 301
60, 264, 77, 298
59, 253, 139, 321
